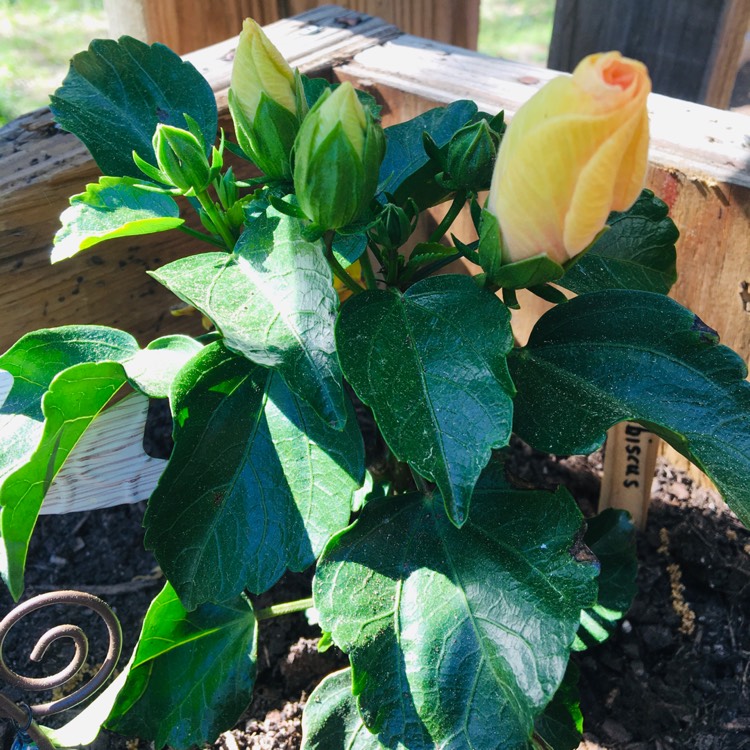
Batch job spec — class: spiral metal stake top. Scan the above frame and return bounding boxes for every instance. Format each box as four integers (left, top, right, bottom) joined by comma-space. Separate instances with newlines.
0, 590, 123, 750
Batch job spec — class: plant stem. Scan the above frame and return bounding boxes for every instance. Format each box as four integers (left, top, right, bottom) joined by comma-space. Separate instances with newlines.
359, 249, 378, 290
255, 597, 315, 621
409, 466, 432, 496
177, 224, 227, 249
428, 190, 468, 244
195, 189, 236, 250
530, 732, 554, 750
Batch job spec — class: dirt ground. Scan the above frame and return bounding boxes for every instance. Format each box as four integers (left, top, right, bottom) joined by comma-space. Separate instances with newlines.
1, 436, 749, 750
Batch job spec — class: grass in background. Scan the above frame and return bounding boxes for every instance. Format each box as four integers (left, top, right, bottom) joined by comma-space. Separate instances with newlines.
0, 0, 106, 125
0, 0, 554, 126
478, 0, 555, 65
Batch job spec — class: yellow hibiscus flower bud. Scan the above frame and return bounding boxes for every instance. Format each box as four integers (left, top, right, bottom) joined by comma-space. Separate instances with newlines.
228, 18, 301, 180
488, 51, 651, 266
231, 18, 296, 122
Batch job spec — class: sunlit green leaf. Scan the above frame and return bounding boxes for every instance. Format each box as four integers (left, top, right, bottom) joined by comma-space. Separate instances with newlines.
510, 290, 750, 528
336, 274, 515, 526
145, 343, 363, 608
151, 204, 347, 428
314, 480, 597, 749
106, 583, 257, 749
50, 36, 217, 179
52, 177, 183, 263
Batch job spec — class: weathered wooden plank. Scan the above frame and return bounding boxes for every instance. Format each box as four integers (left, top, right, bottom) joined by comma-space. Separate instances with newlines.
0, 7, 399, 351
548, 0, 750, 108
105, 0, 479, 53
335, 35, 750, 495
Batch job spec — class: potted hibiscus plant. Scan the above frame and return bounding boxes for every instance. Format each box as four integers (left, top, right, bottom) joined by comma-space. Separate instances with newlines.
1, 16, 748, 750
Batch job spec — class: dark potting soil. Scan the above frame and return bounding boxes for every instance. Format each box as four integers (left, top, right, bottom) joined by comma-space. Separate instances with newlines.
1, 438, 748, 750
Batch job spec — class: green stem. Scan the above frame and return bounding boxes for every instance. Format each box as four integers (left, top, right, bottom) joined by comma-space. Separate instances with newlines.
177, 224, 227, 249
428, 190, 468, 244
256, 597, 315, 621
195, 189, 236, 250
385, 242, 401, 286
359, 249, 378, 290
530, 732, 553, 750
409, 466, 432, 496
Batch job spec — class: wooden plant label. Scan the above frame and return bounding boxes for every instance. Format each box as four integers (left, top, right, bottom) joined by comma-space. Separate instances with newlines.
599, 421, 659, 530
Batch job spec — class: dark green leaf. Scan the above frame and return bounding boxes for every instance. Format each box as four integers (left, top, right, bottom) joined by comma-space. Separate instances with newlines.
124, 334, 203, 398
52, 177, 183, 262
336, 274, 515, 526
574, 509, 637, 651
314, 483, 598, 750
378, 100, 477, 208
106, 583, 257, 749
50, 36, 217, 179
333, 231, 367, 268
151, 205, 347, 428
301, 668, 384, 750
145, 344, 363, 608
560, 190, 678, 295
509, 290, 750, 528
1, 361, 128, 599
531, 664, 583, 750
405, 241, 458, 269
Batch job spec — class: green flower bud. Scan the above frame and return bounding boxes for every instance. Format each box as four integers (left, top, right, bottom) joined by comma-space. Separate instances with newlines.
369, 201, 417, 252
443, 119, 498, 191
293, 82, 385, 230
152, 123, 211, 194
229, 18, 301, 180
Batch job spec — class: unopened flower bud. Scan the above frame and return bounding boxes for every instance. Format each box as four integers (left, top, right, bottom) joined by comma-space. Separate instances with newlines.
293, 82, 385, 230
444, 119, 498, 191
370, 202, 416, 252
152, 124, 211, 194
229, 18, 301, 180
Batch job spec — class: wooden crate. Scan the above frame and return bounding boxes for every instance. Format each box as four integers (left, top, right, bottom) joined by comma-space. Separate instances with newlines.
1, 5, 748, 501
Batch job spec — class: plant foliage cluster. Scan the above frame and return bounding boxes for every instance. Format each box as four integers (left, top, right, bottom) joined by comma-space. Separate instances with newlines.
0, 23, 748, 750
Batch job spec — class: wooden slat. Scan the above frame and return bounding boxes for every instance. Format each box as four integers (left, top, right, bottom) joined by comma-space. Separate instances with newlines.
335, 35, 750, 498
703, 0, 750, 108
105, 0, 479, 54
548, 0, 749, 108
0, 7, 399, 352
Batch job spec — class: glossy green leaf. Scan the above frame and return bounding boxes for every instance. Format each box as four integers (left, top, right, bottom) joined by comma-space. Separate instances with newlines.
0, 326, 138, 487
301, 669, 386, 750
1, 361, 128, 599
145, 343, 364, 608
52, 177, 184, 263
336, 274, 515, 526
560, 190, 678, 295
333, 231, 367, 268
405, 241, 459, 269
574, 509, 637, 651
106, 583, 257, 749
530, 664, 583, 750
151, 205, 347, 428
50, 35, 217, 180
314, 483, 598, 749
378, 100, 477, 208
509, 290, 750, 528
124, 334, 203, 398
